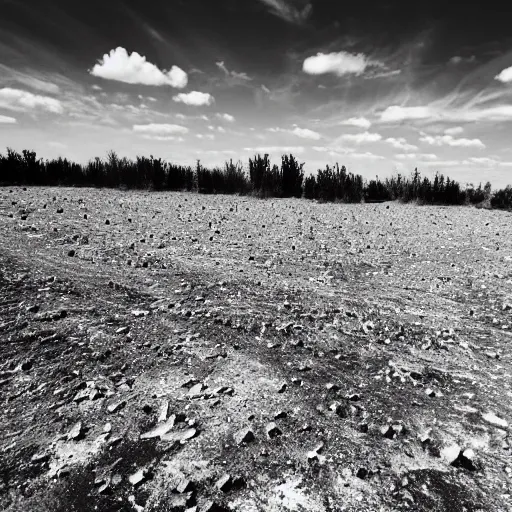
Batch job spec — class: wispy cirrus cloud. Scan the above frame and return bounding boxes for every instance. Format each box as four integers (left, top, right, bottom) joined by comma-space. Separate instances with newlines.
0, 87, 63, 114
380, 106, 432, 123
257, 0, 312, 24
243, 145, 305, 153
215, 61, 252, 81
90, 47, 188, 88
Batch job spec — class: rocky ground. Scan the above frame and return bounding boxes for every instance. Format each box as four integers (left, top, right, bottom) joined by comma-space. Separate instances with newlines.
0, 186, 511, 512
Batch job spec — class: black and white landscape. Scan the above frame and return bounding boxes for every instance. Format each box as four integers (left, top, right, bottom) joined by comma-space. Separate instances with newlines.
1, 1, 512, 511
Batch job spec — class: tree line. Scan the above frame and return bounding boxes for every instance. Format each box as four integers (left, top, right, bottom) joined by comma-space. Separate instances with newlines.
1, 147, 511, 210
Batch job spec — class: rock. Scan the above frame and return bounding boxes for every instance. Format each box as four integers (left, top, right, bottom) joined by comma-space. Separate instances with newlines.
107, 400, 126, 413
482, 411, 508, 428
216, 474, 233, 492
201, 500, 229, 512
277, 382, 287, 393
234, 428, 255, 445
68, 250, 75, 257
128, 467, 152, 487
381, 425, 395, 439
442, 445, 477, 471
161, 428, 198, 444
73, 389, 90, 403
103, 423, 112, 433
31, 452, 50, 464
176, 477, 194, 494
425, 388, 436, 397
67, 421, 85, 441
329, 402, 348, 417
325, 383, 340, 392
132, 309, 150, 317
266, 422, 282, 439
158, 401, 169, 422
274, 410, 287, 419
503, 303, 512, 312
140, 414, 176, 439
347, 393, 360, 402
188, 383, 207, 397
116, 326, 130, 335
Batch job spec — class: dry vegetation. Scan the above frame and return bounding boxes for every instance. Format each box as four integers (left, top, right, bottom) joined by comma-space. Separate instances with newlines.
1, 186, 511, 512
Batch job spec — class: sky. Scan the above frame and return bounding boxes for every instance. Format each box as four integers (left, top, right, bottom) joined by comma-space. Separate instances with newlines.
1, 0, 512, 187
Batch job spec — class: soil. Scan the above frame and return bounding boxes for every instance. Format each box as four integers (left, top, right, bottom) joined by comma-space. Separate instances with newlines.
1, 187, 511, 512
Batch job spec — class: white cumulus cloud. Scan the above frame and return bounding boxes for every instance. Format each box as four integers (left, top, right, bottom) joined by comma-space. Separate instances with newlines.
0, 87, 63, 114
216, 113, 235, 122
90, 47, 188, 88
243, 146, 305, 154
444, 126, 463, 135
396, 153, 438, 161
341, 117, 371, 129
303, 52, 371, 77
0, 115, 16, 123
339, 131, 382, 143
385, 137, 418, 151
495, 66, 512, 83
133, 123, 188, 135
173, 91, 214, 106
420, 134, 485, 148
291, 127, 321, 140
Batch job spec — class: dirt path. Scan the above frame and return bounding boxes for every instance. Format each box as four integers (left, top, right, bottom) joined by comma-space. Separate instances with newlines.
1, 187, 511, 511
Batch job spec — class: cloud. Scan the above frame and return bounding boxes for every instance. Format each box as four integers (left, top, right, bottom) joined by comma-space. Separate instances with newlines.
216, 113, 235, 122
258, 0, 312, 24
173, 91, 214, 106
140, 135, 184, 142
0, 115, 16, 124
243, 146, 305, 154
0, 65, 61, 94
196, 134, 215, 140
90, 47, 188, 88
303, 52, 372, 77
341, 117, 371, 129
380, 105, 432, 122
444, 126, 463, 135
92, 85, 102, 91
419, 134, 485, 148
291, 127, 321, 140
261, 85, 271, 93
449, 56, 476, 64
396, 153, 438, 161
385, 137, 418, 151
0, 88, 63, 114
339, 131, 382, 143
132, 123, 188, 135
267, 126, 321, 140
350, 152, 384, 160
495, 66, 512, 83
215, 61, 252, 81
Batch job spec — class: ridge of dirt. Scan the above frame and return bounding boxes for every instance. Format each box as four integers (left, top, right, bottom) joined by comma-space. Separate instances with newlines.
1, 187, 511, 512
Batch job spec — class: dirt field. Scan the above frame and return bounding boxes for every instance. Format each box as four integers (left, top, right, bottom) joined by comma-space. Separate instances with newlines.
1, 186, 511, 512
